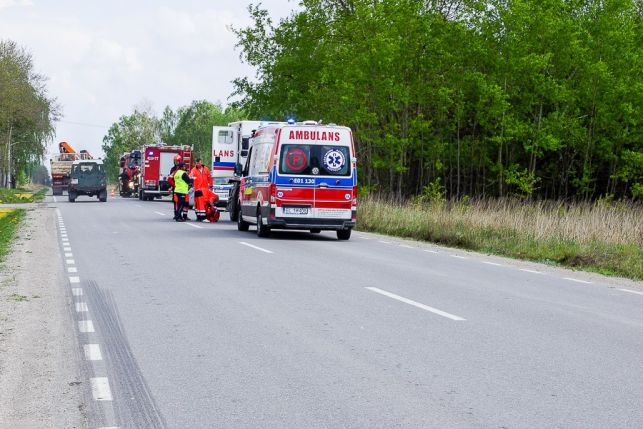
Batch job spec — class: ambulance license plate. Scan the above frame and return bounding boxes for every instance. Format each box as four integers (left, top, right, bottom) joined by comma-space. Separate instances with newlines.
283, 207, 308, 215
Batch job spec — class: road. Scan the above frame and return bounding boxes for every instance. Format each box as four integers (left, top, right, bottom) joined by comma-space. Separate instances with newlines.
50, 193, 642, 428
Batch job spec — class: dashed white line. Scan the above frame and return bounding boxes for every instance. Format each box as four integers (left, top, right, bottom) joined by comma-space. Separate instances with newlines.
379, 240, 391, 244
75, 302, 88, 312
450, 255, 468, 259
72, 288, 83, 296
563, 277, 591, 284
84, 344, 103, 361
68, 267, 77, 273
366, 287, 466, 321
66, 259, 75, 265
53, 196, 57, 202
154, 211, 167, 216
78, 320, 95, 333
618, 288, 643, 295
64, 247, 72, 251
90, 377, 113, 401
69, 276, 80, 283
65, 252, 73, 257
135, 204, 143, 207
423, 249, 439, 254
239, 241, 274, 254
185, 222, 203, 229
520, 269, 542, 274
482, 261, 503, 266
399, 244, 414, 249
358, 235, 371, 239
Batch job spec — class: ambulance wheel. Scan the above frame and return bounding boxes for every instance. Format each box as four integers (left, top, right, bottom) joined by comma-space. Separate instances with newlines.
310, 229, 321, 234
337, 228, 352, 240
237, 209, 249, 231
256, 212, 271, 237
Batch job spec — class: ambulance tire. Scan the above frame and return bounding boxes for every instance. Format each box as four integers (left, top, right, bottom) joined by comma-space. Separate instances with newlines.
237, 208, 250, 231
256, 212, 271, 238
337, 228, 352, 240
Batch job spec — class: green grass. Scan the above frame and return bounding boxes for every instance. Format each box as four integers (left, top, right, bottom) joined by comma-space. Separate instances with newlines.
0, 209, 25, 263
357, 198, 643, 280
0, 186, 46, 203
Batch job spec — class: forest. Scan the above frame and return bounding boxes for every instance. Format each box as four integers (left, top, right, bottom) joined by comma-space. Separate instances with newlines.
232, 0, 642, 200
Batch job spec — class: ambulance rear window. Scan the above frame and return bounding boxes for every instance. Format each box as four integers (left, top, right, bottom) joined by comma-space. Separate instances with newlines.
279, 145, 350, 176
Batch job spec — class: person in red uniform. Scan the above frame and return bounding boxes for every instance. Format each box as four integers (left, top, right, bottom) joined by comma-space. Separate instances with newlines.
189, 158, 212, 221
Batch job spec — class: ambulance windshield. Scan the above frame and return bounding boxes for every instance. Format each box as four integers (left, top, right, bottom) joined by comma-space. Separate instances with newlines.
279, 145, 350, 176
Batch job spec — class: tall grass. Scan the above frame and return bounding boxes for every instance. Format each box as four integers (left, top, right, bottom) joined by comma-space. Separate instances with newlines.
0, 209, 25, 262
357, 197, 643, 280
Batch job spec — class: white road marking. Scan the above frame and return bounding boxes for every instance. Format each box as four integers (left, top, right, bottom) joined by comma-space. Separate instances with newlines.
76, 302, 89, 312
399, 244, 414, 249
423, 249, 439, 254
53, 196, 57, 202
379, 240, 391, 244
185, 222, 203, 229
618, 288, 643, 295
365, 287, 466, 321
62, 238, 69, 242
450, 255, 468, 259
68, 267, 77, 273
66, 259, 75, 265
154, 211, 167, 216
65, 252, 73, 257
520, 269, 542, 274
78, 320, 94, 333
90, 377, 113, 401
84, 344, 103, 361
239, 241, 274, 254
358, 235, 371, 239
563, 277, 591, 284
72, 288, 83, 296
135, 204, 142, 207
64, 247, 71, 251
483, 261, 503, 266
69, 276, 80, 283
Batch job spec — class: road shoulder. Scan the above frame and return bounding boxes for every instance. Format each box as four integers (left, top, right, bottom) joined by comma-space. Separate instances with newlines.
0, 205, 87, 428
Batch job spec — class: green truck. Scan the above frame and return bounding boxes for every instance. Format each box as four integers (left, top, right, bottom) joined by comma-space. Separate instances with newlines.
68, 160, 107, 202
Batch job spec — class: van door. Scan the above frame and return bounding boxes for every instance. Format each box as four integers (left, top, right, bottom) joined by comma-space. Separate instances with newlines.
313, 145, 354, 220
212, 126, 237, 178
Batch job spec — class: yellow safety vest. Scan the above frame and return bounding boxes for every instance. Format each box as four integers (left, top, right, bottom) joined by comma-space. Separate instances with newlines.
174, 169, 188, 194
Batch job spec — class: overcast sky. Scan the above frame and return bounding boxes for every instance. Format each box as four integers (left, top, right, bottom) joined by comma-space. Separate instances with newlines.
0, 0, 297, 159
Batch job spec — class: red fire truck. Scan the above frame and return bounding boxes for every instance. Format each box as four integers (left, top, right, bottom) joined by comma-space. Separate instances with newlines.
138, 144, 193, 201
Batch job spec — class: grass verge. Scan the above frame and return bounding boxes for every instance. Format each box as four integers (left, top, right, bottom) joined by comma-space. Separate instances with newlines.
0, 209, 25, 263
357, 198, 643, 280
0, 186, 47, 203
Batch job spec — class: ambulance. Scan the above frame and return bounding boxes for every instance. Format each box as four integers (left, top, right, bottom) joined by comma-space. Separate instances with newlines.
236, 121, 357, 240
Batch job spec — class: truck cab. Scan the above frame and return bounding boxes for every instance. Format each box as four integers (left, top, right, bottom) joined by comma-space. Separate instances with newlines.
68, 160, 107, 202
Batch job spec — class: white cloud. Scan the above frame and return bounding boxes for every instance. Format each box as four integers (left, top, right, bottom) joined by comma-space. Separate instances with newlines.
0, 0, 32, 10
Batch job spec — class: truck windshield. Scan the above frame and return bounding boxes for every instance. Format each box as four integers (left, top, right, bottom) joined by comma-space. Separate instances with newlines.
279, 144, 350, 176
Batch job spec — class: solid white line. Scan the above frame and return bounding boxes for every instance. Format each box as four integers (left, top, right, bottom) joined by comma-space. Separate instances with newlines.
76, 302, 89, 312
65, 252, 73, 257
78, 320, 94, 333
450, 255, 468, 259
239, 241, 274, 254
399, 244, 414, 249
69, 276, 80, 283
423, 249, 439, 254
84, 344, 103, 361
358, 236, 371, 239
72, 288, 83, 296
379, 240, 391, 244
483, 261, 503, 266
185, 222, 203, 229
365, 287, 466, 321
520, 269, 542, 274
618, 288, 643, 295
90, 377, 113, 401
66, 259, 75, 265
154, 211, 167, 216
68, 267, 77, 273
563, 277, 591, 284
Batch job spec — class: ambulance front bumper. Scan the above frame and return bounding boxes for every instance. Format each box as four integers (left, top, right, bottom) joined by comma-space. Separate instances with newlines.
267, 218, 356, 230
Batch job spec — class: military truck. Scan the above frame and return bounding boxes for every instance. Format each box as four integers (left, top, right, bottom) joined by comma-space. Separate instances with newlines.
68, 160, 107, 202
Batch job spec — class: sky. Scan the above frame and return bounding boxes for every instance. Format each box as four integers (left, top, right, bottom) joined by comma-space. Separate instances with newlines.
0, 0, 297, 160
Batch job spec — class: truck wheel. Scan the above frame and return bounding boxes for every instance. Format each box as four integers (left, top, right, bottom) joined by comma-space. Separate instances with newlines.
337, 229, 352, 240
68, 192, 76, 202
237, 205, 249, 231
229, 201, 239, 222
256, 211, 271, 237
99, 189, 107, 202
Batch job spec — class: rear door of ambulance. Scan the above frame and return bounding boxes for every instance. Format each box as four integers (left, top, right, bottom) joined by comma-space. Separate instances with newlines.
212, 126, 237, 178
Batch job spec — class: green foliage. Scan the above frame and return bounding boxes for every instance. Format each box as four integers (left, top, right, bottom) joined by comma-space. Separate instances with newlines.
0, 209, 24, 263
233, 0, 642, 201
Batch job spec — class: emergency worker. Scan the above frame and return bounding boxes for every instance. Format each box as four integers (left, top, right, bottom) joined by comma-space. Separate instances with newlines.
168, 154, 188, 219
173, 162, 192, 221
189, 158, 212, 221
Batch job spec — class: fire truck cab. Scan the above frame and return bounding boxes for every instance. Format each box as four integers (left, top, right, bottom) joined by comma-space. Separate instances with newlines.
236, 121, 357, 240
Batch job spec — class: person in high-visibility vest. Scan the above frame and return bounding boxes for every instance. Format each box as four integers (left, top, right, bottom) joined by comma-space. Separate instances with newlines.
173, 162, 192, 221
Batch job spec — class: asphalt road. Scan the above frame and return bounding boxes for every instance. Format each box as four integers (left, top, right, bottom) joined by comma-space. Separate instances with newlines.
50, 193, 643, 428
